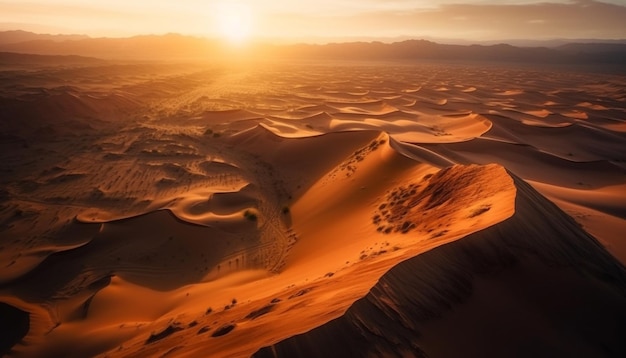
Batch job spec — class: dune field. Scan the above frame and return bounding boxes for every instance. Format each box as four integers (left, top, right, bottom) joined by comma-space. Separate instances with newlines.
1, 60, 626, 357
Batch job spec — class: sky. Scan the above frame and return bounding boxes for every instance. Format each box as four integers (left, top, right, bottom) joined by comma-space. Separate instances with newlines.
1, 0, 626, 43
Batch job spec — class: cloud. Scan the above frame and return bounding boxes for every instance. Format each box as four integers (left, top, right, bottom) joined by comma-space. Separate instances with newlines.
260, 0, 626, 41
1, 0, 625, 40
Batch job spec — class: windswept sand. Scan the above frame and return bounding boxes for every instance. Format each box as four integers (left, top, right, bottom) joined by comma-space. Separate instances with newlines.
1, 61, 625, 357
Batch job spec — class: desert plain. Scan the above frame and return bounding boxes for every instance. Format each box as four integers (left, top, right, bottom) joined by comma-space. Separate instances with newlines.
1, 54, 626, 358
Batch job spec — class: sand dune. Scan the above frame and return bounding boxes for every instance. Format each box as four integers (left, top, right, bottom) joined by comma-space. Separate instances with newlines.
1, 59, 625, 357
256, 173, 626, 357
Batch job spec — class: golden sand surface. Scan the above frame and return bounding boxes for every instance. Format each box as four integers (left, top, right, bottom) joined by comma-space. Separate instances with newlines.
1, 61, 625, 357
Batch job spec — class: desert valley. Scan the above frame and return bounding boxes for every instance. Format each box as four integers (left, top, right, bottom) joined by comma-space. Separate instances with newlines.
1, 21, 626, 358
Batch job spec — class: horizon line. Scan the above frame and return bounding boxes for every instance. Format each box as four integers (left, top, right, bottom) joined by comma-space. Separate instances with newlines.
2, 29, 626, 47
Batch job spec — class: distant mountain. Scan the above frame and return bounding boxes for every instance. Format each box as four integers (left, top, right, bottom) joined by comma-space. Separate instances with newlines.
468, 38, 626, 48
0, 31, 625, 66
256, 35, 626, 48
557, 42, 626, 54
0, 30, 88, 45
271, 40, 626, 65
0, 32, 220, 60
0, 52, 103, 66
551, 43, 626, 65
273, 40, 554, 62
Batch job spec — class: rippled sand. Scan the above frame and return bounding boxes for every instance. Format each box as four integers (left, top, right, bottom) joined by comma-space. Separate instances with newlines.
1, 61, 625, 357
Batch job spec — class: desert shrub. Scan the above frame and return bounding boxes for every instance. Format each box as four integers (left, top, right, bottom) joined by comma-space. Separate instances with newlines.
243, 210, 257, 221
211, 324, 236, 337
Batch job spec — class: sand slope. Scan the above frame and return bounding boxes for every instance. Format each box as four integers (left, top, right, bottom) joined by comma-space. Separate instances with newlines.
1, 60, 625, 357
255, 174, 626, 358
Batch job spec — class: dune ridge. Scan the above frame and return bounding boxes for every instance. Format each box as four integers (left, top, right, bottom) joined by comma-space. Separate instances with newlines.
90, 157, 518, 358
1, 59, 625, 357
255, 173, 626, 358
4, 131, 518, 358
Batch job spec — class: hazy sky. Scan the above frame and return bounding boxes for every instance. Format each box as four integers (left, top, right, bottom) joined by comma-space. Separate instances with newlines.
1, 0, 625, 43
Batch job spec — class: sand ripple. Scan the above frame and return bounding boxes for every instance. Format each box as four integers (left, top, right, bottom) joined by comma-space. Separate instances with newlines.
1, 61, 625, 358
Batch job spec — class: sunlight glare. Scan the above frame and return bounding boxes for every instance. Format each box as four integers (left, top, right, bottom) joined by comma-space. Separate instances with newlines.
214, 2, 253, 45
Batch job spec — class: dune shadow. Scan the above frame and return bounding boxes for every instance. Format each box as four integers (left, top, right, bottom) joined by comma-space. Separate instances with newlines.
0, 302, 29, 356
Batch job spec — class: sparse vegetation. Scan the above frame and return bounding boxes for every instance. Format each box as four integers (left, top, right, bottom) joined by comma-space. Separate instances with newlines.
245, 304, 275, 320
197, 326, 211, 335
211, 323, 236, 337
4, 49, 623, 358
374, 182, 422, 235
288, 288, 312, 299
243, 210, 257, 221
145, 324, 183, 344
431, 230, 449, 239
469, 204, 492, 218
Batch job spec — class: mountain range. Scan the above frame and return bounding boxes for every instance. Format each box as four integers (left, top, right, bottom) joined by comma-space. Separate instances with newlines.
0, 30, 625, 66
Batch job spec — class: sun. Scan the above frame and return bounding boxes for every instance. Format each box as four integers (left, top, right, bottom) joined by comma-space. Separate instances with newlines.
214, 2, 253, 45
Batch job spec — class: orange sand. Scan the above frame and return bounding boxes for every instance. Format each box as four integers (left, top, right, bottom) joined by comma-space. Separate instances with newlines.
1, 59, 625, 357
